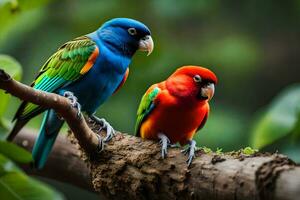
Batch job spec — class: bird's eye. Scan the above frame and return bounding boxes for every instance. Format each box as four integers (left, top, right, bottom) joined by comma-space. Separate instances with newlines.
193, 75, 202, 83
128, 28, 137, 35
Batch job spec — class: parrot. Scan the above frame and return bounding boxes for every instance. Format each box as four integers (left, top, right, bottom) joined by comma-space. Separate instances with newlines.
7, 18, 154, 169
135, 66, 217, 166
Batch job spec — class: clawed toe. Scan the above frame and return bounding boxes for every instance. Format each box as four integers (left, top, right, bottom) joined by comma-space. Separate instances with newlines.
156, 134, 197, 166
89, 115, 116, 143
182, 140, 197, 167
95, 134, 104, 153
103, 121, 116, 143
181, 148, 189, 155
158, 133, 171, 159
63, 91, 81, 118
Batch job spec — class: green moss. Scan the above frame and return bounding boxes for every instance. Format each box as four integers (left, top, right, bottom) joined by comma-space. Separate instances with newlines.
241, 147, 258, 155
201, 146, 212, 154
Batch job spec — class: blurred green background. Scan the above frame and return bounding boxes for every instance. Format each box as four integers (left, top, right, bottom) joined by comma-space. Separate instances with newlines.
1, 0, 300, 156
0, 0, 300, 199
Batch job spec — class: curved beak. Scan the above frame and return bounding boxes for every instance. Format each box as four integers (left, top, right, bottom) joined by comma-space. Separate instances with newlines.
139, 35, 154, 56
200, 83, 215, 100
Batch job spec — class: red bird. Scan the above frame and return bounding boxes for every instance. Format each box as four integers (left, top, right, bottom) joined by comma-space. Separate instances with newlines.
135, 66, 217, 166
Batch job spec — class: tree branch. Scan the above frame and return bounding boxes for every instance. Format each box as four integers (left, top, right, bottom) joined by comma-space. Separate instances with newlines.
14, 129, 300, 200
14, 129, 93, 192
1, 68, 300, 200
0, 69, 99, 154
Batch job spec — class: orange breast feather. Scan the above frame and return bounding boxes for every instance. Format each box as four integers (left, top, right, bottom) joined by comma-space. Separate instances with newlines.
140, 90, 209, 145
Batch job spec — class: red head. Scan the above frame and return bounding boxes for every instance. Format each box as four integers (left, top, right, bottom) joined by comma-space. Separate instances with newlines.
166, 65, 218, 101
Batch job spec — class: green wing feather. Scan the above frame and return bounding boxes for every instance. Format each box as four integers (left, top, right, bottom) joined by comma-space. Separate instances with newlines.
14, 36, 98, 120
135, 86, 160, 136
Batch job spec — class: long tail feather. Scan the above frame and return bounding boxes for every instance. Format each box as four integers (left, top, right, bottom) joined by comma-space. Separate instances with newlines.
8, 100, 44, 141
6, 119, 29, 141
32, 109, 64, 169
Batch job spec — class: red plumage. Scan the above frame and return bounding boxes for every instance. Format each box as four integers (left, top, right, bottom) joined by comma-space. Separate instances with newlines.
138, 65, 217, 146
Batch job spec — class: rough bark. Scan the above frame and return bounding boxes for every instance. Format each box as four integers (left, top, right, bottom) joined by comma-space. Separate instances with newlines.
14, 129, 300, 200
1, 69, 300, 200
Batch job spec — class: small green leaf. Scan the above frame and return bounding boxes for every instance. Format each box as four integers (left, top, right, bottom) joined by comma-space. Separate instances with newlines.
0, 54, 22, 81
0, 118, 10, 132
0, 55, 22, 130
0, 155, 63, 200
216, 147, 223, 155
251, 85, 300, 149
0, 172, 64, 200
241, 147, 258, 155
0, 154, 22, 176
202, 146, 212, 154
291, 112, 300, 140
0, 141, 32, 163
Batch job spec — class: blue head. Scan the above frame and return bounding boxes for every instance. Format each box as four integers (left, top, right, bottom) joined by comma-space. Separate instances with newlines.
96, 18, 154, 57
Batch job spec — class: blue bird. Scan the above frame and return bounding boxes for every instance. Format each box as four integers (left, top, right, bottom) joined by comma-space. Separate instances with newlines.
7, 18, 154, 169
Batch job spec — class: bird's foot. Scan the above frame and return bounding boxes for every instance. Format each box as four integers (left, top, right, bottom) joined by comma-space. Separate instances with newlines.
89, 115, 116, 143
181, 140, 197, 167
95, 134, 104, 153
63, 91, 81, 118
158, 133, 173, 159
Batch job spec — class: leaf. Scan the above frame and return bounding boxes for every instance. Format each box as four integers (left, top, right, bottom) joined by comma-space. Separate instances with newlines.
0, 55, 22, 80
0, 141, 32, 163
0, 55, 22, 129
279, 140, 300, 163
251, 84, 300, 149
0, 155, 22, 176
291, 112, 300, 140
0, 172, 64, 200
0, 155, 64, 200
201, 146, 212, 154
0, 118, 10, 132
216, 147, 223, 155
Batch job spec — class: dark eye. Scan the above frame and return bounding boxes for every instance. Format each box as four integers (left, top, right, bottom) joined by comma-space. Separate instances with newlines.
193, 75, 202, 83
128, 28, 137, 35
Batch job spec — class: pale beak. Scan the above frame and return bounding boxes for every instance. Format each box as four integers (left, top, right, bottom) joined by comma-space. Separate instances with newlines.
139, 35, 154, 56
201, 83, 215, 100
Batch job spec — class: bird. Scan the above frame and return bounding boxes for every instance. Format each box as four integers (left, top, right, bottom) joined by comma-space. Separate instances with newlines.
135, 66, 217, 166
7, 18, 154, 169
